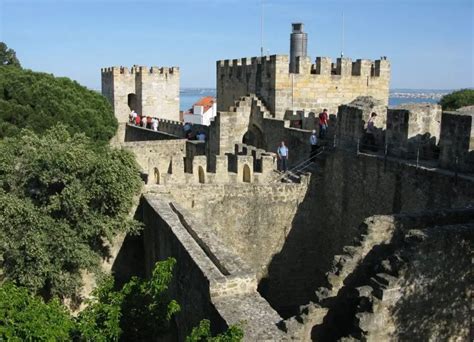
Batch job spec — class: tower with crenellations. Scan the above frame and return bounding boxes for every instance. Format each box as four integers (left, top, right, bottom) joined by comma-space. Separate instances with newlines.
101, 65, 180, 124
217, 23, 390, 119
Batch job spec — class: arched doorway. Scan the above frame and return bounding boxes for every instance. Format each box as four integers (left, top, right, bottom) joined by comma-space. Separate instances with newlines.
198, 166, 205, 184
128, 93, 137, 111
243, 164, 251, 183
154, 168, 160, 184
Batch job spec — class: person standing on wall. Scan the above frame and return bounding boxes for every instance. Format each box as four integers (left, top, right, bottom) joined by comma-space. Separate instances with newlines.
310, 130, 319, 160
318, 108, 329, 139
277, 141, 289, 172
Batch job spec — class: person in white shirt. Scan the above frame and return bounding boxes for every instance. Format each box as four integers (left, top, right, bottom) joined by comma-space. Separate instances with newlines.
309, 130, 319, 160
152, 118, 159, 131
277, 141, 289, 172
130, 110, 137, 123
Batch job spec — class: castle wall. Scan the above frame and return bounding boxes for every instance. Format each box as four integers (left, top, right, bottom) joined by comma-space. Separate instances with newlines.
336, 96, 387, 148
386, 103, 441, 159
121, 140, 186, 178
150, 182, 308, 280
439, 110, 474, 172
260, 149, 474, 317
138, 196, 229, 339
217, 55, 390, 120
138, 195, 286, 341
125, 124, 181, 141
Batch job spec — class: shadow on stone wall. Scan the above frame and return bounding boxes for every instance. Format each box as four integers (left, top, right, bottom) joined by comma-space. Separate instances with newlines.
258, 150, 474, 320
391, 225, 472, 340
111, 234, 146, 289
310, 221, 472, 340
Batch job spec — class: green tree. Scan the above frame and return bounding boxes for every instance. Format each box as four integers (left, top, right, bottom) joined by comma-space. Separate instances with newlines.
76, 258, 181, 341
0, 283, 75, 341
0, 66, 117, 142
0, 42, 21, 67
439, 89, 474, 111
0, 126, 142, 299
186, 319, 244, 342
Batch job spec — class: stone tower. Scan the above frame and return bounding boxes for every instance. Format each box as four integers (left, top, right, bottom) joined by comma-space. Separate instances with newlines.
289, 23, 308, 73
101, 65, 180, 124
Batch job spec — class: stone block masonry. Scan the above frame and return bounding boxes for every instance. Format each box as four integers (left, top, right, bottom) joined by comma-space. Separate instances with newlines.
217, 55, 390, 119
138, 195, 287, 341
439, 110, 474, 172
386, 103, 441, 159
101, 65, 180, 125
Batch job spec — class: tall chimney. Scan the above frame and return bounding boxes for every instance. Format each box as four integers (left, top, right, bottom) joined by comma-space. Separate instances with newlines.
289, 23, 307, 73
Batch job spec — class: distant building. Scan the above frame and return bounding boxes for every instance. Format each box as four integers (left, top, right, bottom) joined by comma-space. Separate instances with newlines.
183, 96, 217, 126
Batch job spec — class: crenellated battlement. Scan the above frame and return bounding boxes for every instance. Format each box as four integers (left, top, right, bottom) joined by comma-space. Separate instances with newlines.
217, 54, 389, 78
101, 65, 179, 76
217, 55, 288, 68
217, 53, 391, 119
101, 63, 180, 125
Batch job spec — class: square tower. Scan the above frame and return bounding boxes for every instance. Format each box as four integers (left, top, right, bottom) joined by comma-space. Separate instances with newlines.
101, 65, 180, 124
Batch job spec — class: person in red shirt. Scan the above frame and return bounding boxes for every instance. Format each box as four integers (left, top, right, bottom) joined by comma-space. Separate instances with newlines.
135, 114, 141, 126
318, 108, 329, 139
146, 116, 152, 129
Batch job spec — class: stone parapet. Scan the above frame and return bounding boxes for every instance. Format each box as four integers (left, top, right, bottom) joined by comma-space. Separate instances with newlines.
217, 53, 390, 118
439, 110, 474, 172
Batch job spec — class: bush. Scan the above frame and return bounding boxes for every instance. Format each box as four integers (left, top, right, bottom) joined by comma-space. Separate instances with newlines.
0, 283, 75, 340
439, 89, 474, 111
186, 319, 244, 342
0, 126, 142, 298
76, 258, 180, 341
0, 66, 117, 141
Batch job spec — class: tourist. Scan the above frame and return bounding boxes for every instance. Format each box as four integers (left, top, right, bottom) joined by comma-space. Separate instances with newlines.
152, 117, 159, 131
365, 112, 377, 150
141, 116, 147, 128
183, 122, 192, 138
277, 141, 289, 172
318, 108, 329, 139
134, 113, 141, 126
310, 129, 318, 160
129, 110, 137, 123
146, 116, 152, 129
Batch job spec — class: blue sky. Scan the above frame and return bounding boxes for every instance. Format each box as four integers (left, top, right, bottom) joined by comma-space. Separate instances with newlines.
0, 0, 472, 89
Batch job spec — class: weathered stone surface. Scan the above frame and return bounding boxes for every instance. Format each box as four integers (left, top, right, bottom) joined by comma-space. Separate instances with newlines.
216, 55, 390, 119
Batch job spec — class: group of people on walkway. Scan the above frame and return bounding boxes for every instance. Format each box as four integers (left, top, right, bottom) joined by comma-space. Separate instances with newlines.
277, 109, 379, 172
129, 110, 159, 131
183, 122, 206, 141
277, 109, 329, 172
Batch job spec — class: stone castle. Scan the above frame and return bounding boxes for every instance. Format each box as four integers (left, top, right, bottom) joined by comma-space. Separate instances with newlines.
101, 23, 473, 341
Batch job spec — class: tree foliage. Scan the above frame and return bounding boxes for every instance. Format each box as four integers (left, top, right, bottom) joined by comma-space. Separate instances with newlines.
439, 89, 474, 111
186, 319, 244, 342
0, 283, 75, 341
0, 126, 142, 299
0, 65, 117, 141
0, 259, 243, 341
76, 258, 180, 341
0, 42, 21, 67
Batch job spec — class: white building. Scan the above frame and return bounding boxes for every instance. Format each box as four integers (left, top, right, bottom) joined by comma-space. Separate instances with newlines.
183, 96, 217, 126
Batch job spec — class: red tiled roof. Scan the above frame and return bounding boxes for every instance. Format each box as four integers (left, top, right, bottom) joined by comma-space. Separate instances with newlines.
193, 96, 215, 113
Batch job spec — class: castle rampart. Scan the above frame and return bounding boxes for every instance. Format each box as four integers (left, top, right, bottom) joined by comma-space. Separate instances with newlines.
217, 54, 390, 119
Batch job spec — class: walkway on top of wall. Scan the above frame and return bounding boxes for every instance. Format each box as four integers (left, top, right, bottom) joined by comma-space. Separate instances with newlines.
142, 194, 288, 341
